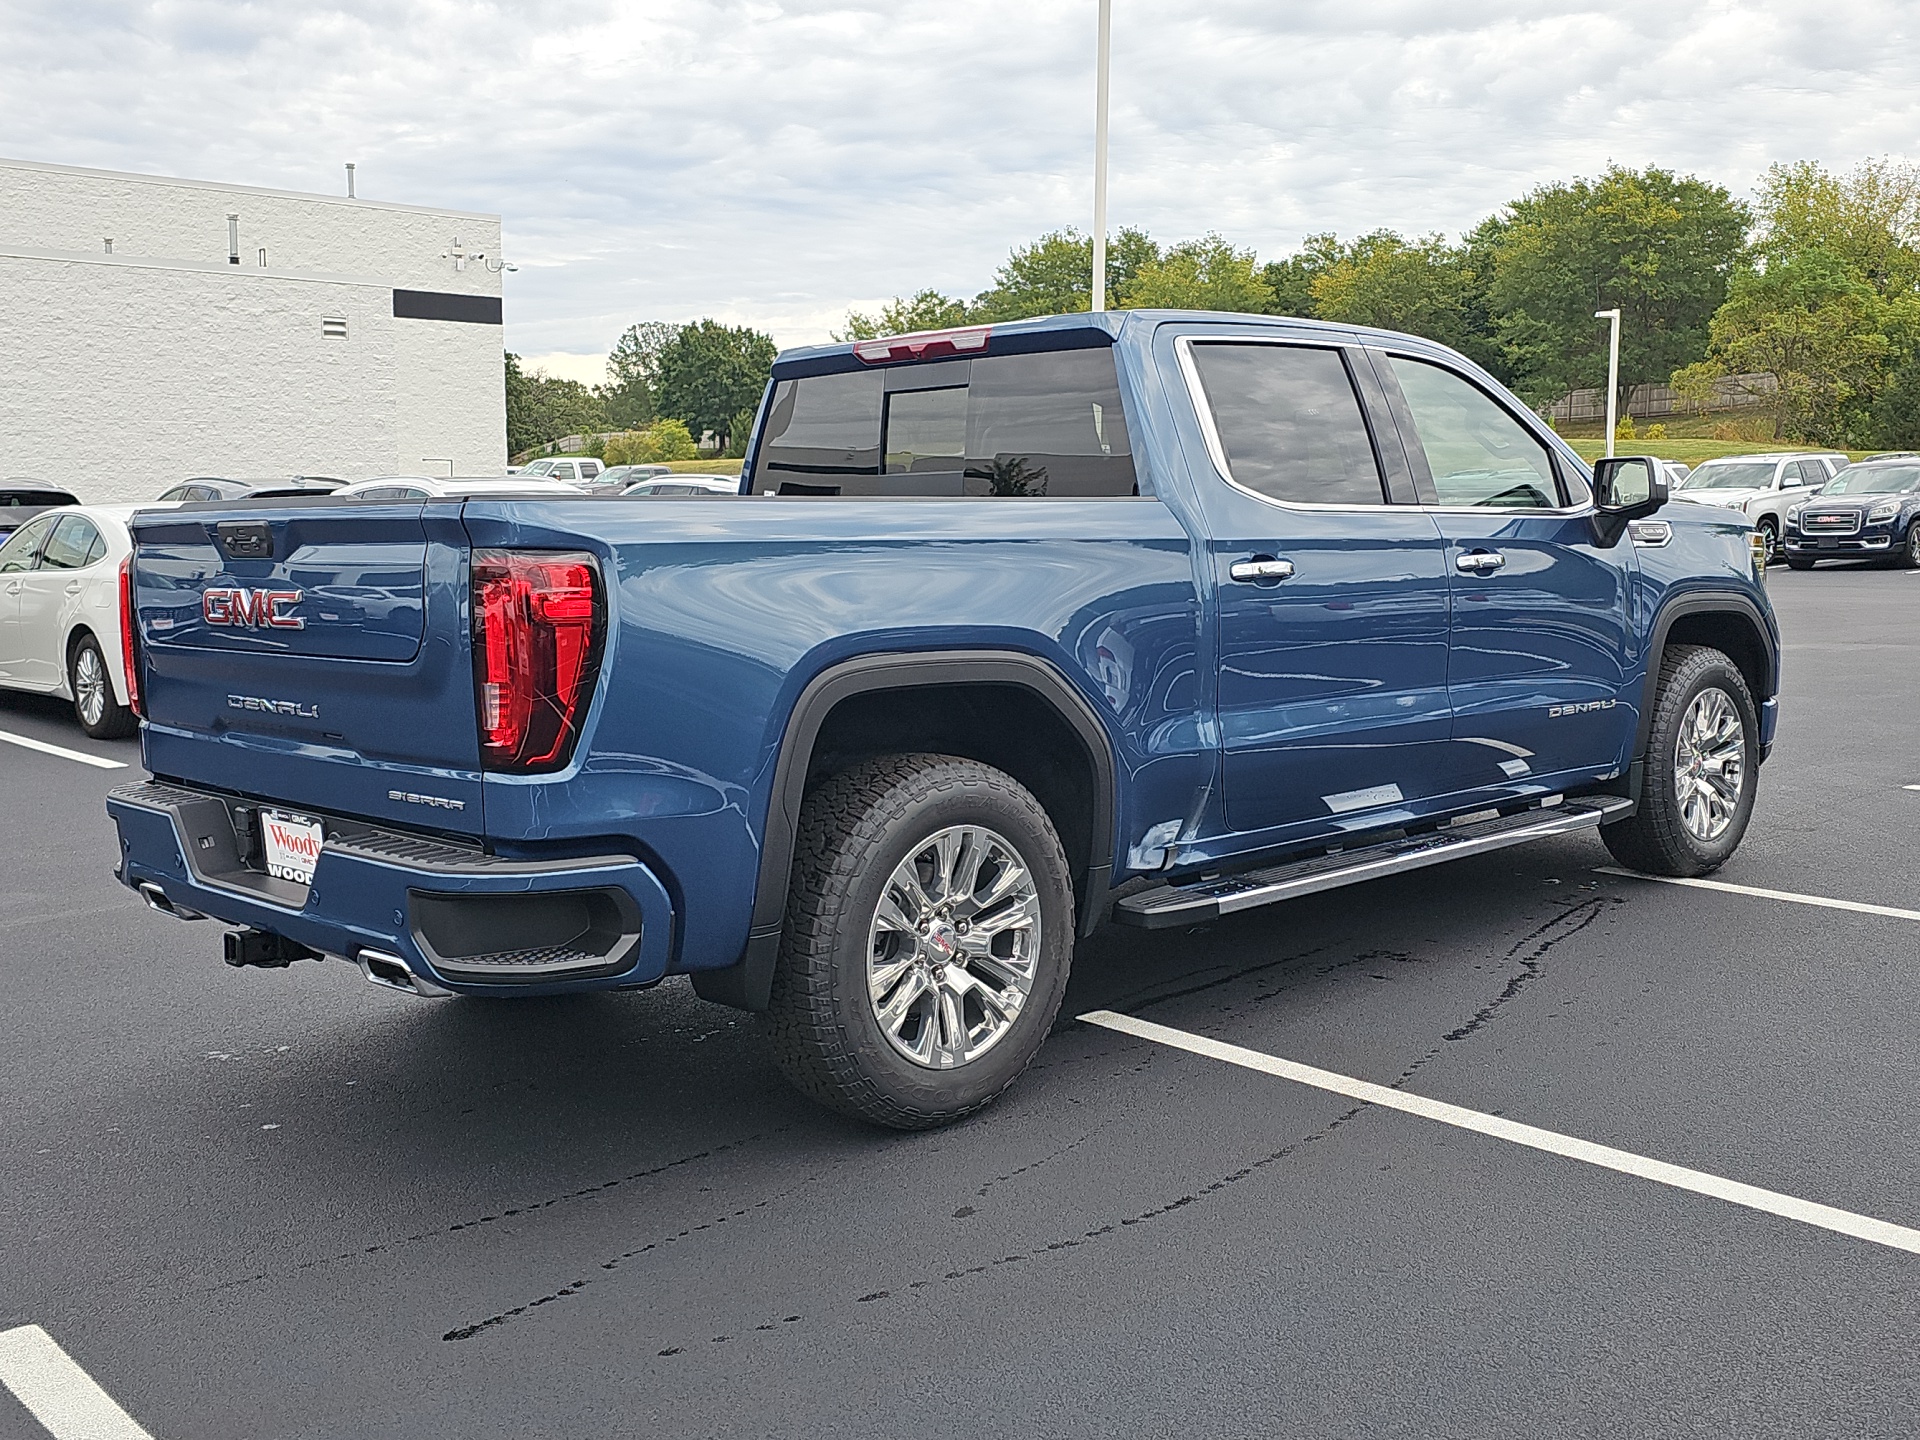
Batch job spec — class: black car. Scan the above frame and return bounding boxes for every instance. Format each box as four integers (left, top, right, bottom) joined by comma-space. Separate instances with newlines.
1782, 460, 1920, 568
156, 476, 344, 503
0, 483, 82, 541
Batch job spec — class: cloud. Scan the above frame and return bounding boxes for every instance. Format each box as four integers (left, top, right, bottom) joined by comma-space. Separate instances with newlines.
3, 0, 1918, 352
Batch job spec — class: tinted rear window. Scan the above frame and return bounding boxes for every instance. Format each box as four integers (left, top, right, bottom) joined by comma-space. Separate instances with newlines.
751, 349, 1136, 498
1188, 344, 1386, 506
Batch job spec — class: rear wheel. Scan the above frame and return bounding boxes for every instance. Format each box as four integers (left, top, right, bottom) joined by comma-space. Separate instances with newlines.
765, 754, 1075, 1129
70, 634, 136, 739
1601, 645, 1757, 877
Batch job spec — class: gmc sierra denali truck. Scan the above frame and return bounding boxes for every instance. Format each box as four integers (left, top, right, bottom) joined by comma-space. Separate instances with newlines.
107, 311, 1778, 1128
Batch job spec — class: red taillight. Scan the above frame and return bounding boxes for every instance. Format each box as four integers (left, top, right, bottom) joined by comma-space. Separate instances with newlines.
118, 554, 142, 718
471, 550, 604, 773
852, 324, 992, 365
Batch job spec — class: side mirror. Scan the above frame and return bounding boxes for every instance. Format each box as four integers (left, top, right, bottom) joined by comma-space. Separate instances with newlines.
1592, 455, 1668, 516
1590, 455, 1668, 546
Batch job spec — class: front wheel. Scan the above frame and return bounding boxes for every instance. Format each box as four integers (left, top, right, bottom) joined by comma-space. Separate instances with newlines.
70, 634, 136, 739
1901, 524, 1920, 570
1601, 645, 1758, 877
765, 754, 1076, 1129
1757, 520, 1779, 566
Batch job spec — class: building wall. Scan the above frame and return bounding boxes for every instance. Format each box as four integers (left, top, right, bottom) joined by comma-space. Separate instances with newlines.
0, 156, 501, 297
0, 157, 507, 502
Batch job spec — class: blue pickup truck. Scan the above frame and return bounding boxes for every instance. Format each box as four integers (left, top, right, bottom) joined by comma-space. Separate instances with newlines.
108, 311, 1778, 1127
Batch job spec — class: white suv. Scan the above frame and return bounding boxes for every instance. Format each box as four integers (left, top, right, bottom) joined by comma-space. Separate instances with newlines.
1671, 452, 1849, 564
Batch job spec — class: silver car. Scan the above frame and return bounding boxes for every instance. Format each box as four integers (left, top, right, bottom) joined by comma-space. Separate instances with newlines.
1671, 452, 1849, 564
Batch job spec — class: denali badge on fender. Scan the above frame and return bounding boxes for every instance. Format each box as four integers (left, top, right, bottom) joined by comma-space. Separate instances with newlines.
204, 588, 304, 630
1548, 699, 1618, 717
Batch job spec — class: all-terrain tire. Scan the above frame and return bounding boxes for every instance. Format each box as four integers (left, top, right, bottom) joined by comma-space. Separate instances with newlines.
1601, 644, 1758, 877
764, 753, 1075, 1130
70, 633, 137, 739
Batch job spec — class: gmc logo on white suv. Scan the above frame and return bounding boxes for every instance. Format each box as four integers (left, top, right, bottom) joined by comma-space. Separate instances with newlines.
203, 588, 304, 630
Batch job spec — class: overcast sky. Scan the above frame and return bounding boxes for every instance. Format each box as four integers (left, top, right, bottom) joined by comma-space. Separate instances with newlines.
5, 1, 1918, 381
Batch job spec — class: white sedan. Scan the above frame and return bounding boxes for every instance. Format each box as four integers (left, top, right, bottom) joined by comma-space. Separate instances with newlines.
0, 504, 167, 739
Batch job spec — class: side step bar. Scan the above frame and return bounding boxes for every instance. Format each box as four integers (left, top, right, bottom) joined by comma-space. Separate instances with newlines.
1113, 796, 1634, 930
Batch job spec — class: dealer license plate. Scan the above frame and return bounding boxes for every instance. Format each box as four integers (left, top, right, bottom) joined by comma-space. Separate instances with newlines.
260, 810, 323, 885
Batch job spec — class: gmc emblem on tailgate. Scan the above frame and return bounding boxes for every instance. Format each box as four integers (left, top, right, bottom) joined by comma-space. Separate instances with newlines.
204, 588, 304, 630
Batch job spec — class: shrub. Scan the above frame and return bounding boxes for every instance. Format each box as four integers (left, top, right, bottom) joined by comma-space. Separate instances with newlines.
604, 419, 701, 465
1614, 415, 1638, 442
1644, 422, 1668, 439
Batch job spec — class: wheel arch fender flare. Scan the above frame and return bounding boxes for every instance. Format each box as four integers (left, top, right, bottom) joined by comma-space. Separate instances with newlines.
1634, 590, 1778, 769
695, 649, 1120, 1011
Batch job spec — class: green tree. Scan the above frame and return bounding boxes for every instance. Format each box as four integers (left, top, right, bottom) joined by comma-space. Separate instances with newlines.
1673, 250, 1890, 443
837, 289, 972, 341
970, 227, 1160, 321
600, 320, 681, 428
504, 352, 608, 458
1309, 231, 1495, 363
1756, 159, 1920, 296
1484, 165, 1751, 409
1258, 232, 1352, 319
654, 319, 777, 450
1123, 234, 1273, 312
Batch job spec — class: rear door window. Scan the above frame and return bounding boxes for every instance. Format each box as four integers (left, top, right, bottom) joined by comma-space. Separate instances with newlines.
1186, 343, 1386, 505
752, 348, 1137, 497
41, 517, 102, 569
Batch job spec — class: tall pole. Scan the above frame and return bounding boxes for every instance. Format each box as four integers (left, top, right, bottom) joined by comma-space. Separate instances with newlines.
1596, 308, 1622, 457
1091, 0, 1111, 312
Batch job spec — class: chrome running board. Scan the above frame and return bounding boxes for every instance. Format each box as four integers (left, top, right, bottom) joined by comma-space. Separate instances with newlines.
1112, 796, 1633, 930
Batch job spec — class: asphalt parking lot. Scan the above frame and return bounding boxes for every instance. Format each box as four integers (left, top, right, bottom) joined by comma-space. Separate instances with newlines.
2, 566, 1915, 1439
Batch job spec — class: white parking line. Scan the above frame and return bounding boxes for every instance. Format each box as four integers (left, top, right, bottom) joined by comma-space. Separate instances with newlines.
1904, 784, 1920, 791
1595, 867, 1920, 923
1079, 1011, 1920, 1257
0, 729, 127, 770
0, 1325, 154, 1440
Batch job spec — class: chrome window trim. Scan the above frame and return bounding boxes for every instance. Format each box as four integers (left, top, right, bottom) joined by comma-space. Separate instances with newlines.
1175, 334, 1597, 519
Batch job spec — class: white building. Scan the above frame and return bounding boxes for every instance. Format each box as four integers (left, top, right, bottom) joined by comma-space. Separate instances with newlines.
0, 156, 507, 503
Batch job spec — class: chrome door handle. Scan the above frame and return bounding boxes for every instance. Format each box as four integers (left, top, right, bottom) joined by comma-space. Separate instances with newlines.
1229, 558, 1295, 583
1455, 550, 1506, 574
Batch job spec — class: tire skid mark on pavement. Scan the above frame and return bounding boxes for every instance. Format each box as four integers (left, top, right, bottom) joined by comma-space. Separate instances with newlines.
612, 903, 1605, 1360
442, 1160, 847, 1342
1085, 1009, 1920, 1258
208, 1129, 788, 1294
646, 1096, 1376, 1359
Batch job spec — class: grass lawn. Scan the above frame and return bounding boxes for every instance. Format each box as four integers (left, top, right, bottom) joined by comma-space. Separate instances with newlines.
1559, 438, 1856, 466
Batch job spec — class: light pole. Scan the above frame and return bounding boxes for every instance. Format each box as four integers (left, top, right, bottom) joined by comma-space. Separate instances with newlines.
1091, 0, 1111, 312
1595, 308, 1622, 456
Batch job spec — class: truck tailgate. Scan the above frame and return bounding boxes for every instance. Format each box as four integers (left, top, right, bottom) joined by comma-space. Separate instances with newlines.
130, 500, 485, 835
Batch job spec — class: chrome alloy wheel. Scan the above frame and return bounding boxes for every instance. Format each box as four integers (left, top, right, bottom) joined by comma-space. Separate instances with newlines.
866, 824, 1042, 1071
1908, 525, 1920, 565
74, 645, 108, 728
1673, 686, 1745, 843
